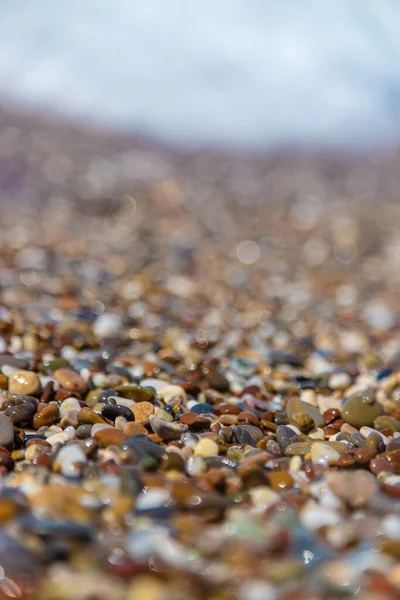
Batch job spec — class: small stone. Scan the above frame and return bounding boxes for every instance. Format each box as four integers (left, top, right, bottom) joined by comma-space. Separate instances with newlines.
370, 456, 396, 475
54, 368, 87, 394
276, 425, 300, 450
149, 416, 188, 441
159, 385, 186, 403
94, 428, 128, 447
5, 402, 35, 426
154, 408, 173, 422
33, 404, 59, 429
267, 471, 293, 492
8, 370, 40, 396
341, 390, 383, 428
75, 424, 92, 439
290, 411, 314, 431
133, 401, 155, 423
55, 444, 87, 477
123, 422, 148, 437
194, 438, 219, 457
286, 398, 324, 427
311, 442, 340, 466
77, 408, 107, 425
234, 425, 263, 447
354, 447, 375, 464
329, 372, 351, 390
116, 385, 154, 402
249, 486, 280, 509
326, 470, 378, 508
102, 404, 134, 422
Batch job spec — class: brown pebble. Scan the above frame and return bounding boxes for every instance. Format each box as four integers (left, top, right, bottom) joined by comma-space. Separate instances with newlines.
336, 454, 356, 468
32, 452, 53, 469
94, 428, 128, 447
354, 447, 376, 464
0, 451, 14, 471
77, 407, 107, 425
54, 368, 87, 394
0, 374, 8, 390
25, 438, 51, 448
40, 381, 55, 403
214, 403, 242, 416
267, 471, 293, 492
370, 456, 396, 475
219, 414, 238, 426
123, 422, 148, 437
323, 408, 341, 424
132, 401, 155, 423
33, 404, 59, 429
160, 452, 185, 472
238, 411, 259, 426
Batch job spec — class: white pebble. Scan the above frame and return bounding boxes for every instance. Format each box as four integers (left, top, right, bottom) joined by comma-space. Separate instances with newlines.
56, 444, 86, 477
60, 397, 81, 417
359, 427, 390, 445
159, 385, 186, 403
91, 423, 112, 435
308, 428, 326, 440
382, 514, 400, 541
139, 378, 169, 392
93, 313, 122, 338
329, 372, 351, 390
47, 432, 70, 446
249, 487, 279, 509
136, 489, 170, 510
311, 442, 340, 466
301, 501, 341, 531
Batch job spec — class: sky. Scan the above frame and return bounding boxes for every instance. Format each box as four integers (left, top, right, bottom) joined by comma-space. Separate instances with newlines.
0, 0, 400, 150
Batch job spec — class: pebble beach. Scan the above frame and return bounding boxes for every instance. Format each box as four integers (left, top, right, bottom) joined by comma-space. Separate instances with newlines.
1, 106, 400, 599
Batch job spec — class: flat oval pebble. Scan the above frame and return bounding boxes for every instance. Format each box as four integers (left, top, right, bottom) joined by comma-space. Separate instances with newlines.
286, 398, 324, 427
133, 401, 155, 423
8, 370, 40, 396
94, 428, 128, 447
54, 368, 87, 394
33, 404, 60, 429
341, 392, 384, 428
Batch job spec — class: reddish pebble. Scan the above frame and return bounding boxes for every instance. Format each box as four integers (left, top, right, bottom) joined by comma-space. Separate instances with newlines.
94, 428, 128, 447
370, 456, 396, 475
323, 408, 341, 424
354, 447, 376, 464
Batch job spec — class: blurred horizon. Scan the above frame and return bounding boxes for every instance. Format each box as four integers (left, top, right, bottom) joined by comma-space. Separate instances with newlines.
1, 0, 400, 152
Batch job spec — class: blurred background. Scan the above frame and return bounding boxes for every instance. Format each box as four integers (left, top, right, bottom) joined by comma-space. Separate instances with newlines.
1, 0, 400, 321
1, 0, 400, 152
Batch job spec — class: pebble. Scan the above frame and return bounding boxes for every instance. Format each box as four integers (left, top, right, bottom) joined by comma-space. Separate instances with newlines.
194, 438, 219, 457
54, 368, 87, 394
133, 401, 155, 423
55, 444, 87, 477
149, 416, 188, 440
275, 425, 300, 450
341, 392, 384, 428
123, 422, 148, 437
286, 398, 324, 427
94, 428, 128, 447
8, 370, 40, 396
311, 442, 341, 466
33, 404, 60, 429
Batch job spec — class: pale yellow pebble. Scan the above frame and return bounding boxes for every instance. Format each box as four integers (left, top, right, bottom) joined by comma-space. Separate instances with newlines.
159, 384, 187, 403
9, 370, 40, 395
25, 445, 42, 462
311, 442, 340, 466
340, 423, 358, 435
194, 438, 219, 457
249, 486, 279, 509
308, 427, 326, 440
289, 455, 302, 472
127, 576, 165, 600
388, 564, 400, 588
301, 389, 317, 405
